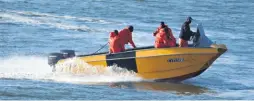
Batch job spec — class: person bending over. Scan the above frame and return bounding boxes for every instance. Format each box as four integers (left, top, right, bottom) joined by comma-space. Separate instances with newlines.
109, 30, 124, 53
119, 25, 136, 50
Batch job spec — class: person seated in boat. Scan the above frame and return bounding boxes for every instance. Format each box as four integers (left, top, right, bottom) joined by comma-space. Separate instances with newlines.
119, 25, 136, 50
153, 21, 167, 36
154, 27, 176, 48
166, 27, 176, 47
179, 16, 195, 47
109, 30, 124, 53
154, 22, 176, 47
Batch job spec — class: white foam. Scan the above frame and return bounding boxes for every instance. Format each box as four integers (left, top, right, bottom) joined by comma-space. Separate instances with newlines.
133, 31, 154, 46
0, 56, 52, 80
51, 58, 142, 84
0, 10, 111, 32
8, 10, 113, 24
0, 56, 142, 84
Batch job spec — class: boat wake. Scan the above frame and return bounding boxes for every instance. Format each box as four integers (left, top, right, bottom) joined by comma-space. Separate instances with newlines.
52, 57, 142, 83
0, 56, 52, 80
0, 56, 142, 84
0, 56, 211, 95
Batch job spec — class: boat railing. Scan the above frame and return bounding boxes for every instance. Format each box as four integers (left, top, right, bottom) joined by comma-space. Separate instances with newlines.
76, 44, 197, 57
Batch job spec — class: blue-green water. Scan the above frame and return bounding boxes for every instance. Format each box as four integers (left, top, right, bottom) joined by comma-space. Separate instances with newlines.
1, 0, 254, 100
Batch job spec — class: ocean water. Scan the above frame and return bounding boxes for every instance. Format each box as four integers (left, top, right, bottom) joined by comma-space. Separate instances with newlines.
1, 0, 254, 100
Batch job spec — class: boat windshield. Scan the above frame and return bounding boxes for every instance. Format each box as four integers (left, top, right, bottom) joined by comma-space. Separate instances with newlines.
191, 20, 213, 47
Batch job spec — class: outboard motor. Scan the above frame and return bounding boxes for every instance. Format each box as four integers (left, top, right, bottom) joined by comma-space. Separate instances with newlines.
48, 53, 64, 72
60, 50, 75, 58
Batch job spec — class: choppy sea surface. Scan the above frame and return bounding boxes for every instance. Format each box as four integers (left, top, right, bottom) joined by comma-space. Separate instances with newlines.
0, 0, 254, 100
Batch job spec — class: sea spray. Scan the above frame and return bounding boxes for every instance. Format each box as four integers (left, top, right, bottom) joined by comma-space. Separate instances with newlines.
52, 57, 142, 83
0, 56, 142, 84
0, 56, 52, 80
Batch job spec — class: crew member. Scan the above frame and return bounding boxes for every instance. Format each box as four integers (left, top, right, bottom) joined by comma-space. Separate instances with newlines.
155, 27, 174, 48
153, 22, 167, 36
119, 25, 136, 50
109, 30, 124, 53
154, 22, 176, 47
179, 17, 195, 47
165, 27, 176, 47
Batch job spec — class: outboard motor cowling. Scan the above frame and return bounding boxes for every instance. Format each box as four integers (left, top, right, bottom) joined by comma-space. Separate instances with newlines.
60, 50, 75, 58
48, 53, 64, 67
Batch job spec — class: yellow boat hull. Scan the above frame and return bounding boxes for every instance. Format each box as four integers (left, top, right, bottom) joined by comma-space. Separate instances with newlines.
54, 44, 227, 81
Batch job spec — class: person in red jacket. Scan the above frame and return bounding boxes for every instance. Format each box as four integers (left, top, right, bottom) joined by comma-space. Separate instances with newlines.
166, 27, 176, 47
154, 27, 176, 48
153, 22, 167, 36
118, 25, 136, 50
154, 27, 168, 48
109, 30, 124, 53
154, 22, 176, 47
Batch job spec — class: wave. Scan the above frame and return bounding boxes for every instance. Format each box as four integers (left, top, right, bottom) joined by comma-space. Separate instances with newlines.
214, 89, 254, 100
0, 56, 52, 80
0, 56, 142, 84
0, 10, 119, 32
8, 10, 114, 24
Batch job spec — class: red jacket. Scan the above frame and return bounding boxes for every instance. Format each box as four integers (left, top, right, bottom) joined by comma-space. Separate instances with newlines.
109, 32, 123, 53
119, 28, 136, 49
155, 31, 167, 48
153, 25, 168, 36
167, 28, 176, 47
154, 28, 176, 48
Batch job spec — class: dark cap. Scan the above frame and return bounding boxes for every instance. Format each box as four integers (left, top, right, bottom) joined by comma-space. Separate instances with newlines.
160, 21, 166, 28
187, 16, 193, 21
114, 30, 118, 35
160, 21, 165, 25
128, 25, 134, 32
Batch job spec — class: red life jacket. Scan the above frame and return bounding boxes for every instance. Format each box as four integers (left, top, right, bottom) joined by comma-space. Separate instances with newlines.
167, 28, 176, 47
119, 28, 136, 48
155, 28, 176, 48
153, 25, 169, 36
109, 32, 123, 53
155, 30, 168, 48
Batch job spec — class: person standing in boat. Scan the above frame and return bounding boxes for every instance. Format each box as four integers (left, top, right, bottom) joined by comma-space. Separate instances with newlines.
154, 22, 176, 47
119, 25, 136, 50
179, 16, 195, 47
109, 30, 124, 53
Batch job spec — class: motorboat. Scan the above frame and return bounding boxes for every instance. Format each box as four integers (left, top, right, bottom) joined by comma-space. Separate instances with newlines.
48, 23, 227, 82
